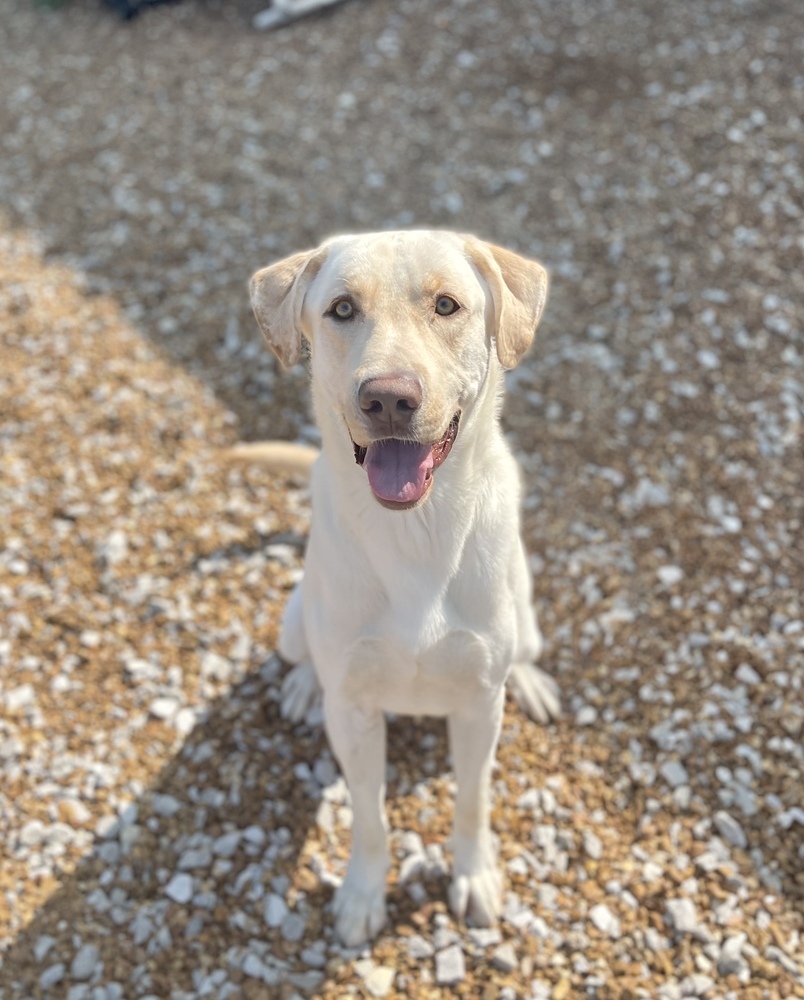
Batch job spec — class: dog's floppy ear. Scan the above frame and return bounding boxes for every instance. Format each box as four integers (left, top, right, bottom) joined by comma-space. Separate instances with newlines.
466, 239, 548, 369
250, 247, 326, 368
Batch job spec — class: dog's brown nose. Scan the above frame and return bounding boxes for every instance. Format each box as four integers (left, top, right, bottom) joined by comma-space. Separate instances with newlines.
358, 374, 423, 432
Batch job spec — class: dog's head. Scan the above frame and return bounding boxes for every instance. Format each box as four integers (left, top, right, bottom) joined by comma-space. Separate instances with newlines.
250, 231, 547, 509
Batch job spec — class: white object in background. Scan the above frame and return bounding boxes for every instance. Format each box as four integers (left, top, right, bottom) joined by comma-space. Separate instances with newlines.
253, 0, 351, 31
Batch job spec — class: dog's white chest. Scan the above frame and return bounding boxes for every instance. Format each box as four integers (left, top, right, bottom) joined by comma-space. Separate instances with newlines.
340, 628, 496, 716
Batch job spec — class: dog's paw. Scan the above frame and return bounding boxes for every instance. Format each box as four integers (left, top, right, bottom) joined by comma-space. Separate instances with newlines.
448, 864, 503, 927
280, 660, 321, 723
507, 661, 561, 724
332, 873, 388, 946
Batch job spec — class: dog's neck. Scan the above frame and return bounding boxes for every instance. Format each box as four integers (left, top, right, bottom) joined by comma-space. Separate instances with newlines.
310, 361, 513, 628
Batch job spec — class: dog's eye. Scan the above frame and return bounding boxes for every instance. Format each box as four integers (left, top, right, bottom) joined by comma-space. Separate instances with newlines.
330, 299, 354, 320
435, 295, 460, 317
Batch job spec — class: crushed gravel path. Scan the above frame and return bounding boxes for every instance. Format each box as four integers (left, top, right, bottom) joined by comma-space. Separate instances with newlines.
0, 0, 802, 998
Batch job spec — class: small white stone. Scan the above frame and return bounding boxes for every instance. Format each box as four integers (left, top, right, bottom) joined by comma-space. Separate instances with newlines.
178, 845, 212, 870
660, 760, 689, 788
242, 953, 272, 981
151, 794, 182, 817
443, 191, 463, 214
399, 830, 425, 855
433, 926, 459, 951
363, 966, 395, 998
40, 964, 66, 989
119, 824, 140, 852
130, 912, 154, 946
665, 897, 699, 935
735, 662, 762, 686
491, 942, 518, 973
643, 861, 664, 881
313, 755, 338, 787
680, 973, 715, 996
467, 927, 502, 948
435, 944, 465, 985
315, 799, 334, 835
243, 825, 267, 847
19, 819, 47, 847
213, 831, 241, 857
778, 806, 804, 829
95, 815, 118, 841
149, 697, 180, 721
575, 705, 598, 726
539, 788, 557, 814
99, 530, 128, 565
164, 873, 194, 904
644, 927, 669, 953
406, 934, 434, 959
101, 981, 124, 999
507, 855, 528, 876
657, 565, 684, 587
300, 944, 327, 968
70, 944, 100, 981
589, 903, 621, 938
34, 935, 57, 962
5, 684, 36, 711
173, 708, 196, 736
696, 349, 720, 369
766, 944, 799, 975
200, 651, 232, 683
714, 810, 747, 850
264, 893, 288, 928
281, 912, 306, 942
516, 788, 539, 810
583, 829, 603, 860
718, 933, 749, 977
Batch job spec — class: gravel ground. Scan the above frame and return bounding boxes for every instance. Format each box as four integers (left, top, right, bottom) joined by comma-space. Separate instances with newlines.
0, 0, 803, 998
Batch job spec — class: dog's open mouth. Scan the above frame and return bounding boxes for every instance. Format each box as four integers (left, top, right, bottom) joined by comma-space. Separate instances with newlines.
353, 411, 460, 510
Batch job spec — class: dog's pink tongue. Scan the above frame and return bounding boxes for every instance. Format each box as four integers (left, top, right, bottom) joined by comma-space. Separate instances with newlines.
364, 440, 434, 504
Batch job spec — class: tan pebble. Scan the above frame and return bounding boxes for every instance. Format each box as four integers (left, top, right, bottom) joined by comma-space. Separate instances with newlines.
655, 952, 674, 977
579, 880, 604, 902
294, 867, 317, 892
553, 976, 572, 1000
749, 957, 780, 980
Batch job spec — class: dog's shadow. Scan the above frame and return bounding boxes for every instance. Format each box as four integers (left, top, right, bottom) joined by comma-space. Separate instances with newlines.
0, 655, 457, 996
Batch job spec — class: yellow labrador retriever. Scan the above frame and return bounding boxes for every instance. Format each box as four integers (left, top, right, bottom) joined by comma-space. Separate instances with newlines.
248, 230, 559, 945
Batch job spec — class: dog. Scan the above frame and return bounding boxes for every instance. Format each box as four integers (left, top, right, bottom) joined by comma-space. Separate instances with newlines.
247, 230, 560, 946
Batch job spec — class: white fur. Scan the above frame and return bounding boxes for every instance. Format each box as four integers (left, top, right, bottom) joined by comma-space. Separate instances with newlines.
250, 231, 560, 945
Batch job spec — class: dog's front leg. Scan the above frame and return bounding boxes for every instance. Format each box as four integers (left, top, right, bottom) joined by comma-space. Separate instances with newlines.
324, 693, 389, 945
447, 689, 505, 926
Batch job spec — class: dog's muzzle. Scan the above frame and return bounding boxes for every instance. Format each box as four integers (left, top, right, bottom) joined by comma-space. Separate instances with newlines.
353, 411, 461, 510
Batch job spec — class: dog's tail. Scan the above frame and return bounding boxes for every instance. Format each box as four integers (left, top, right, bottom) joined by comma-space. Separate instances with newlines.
220, 441, 319, 478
